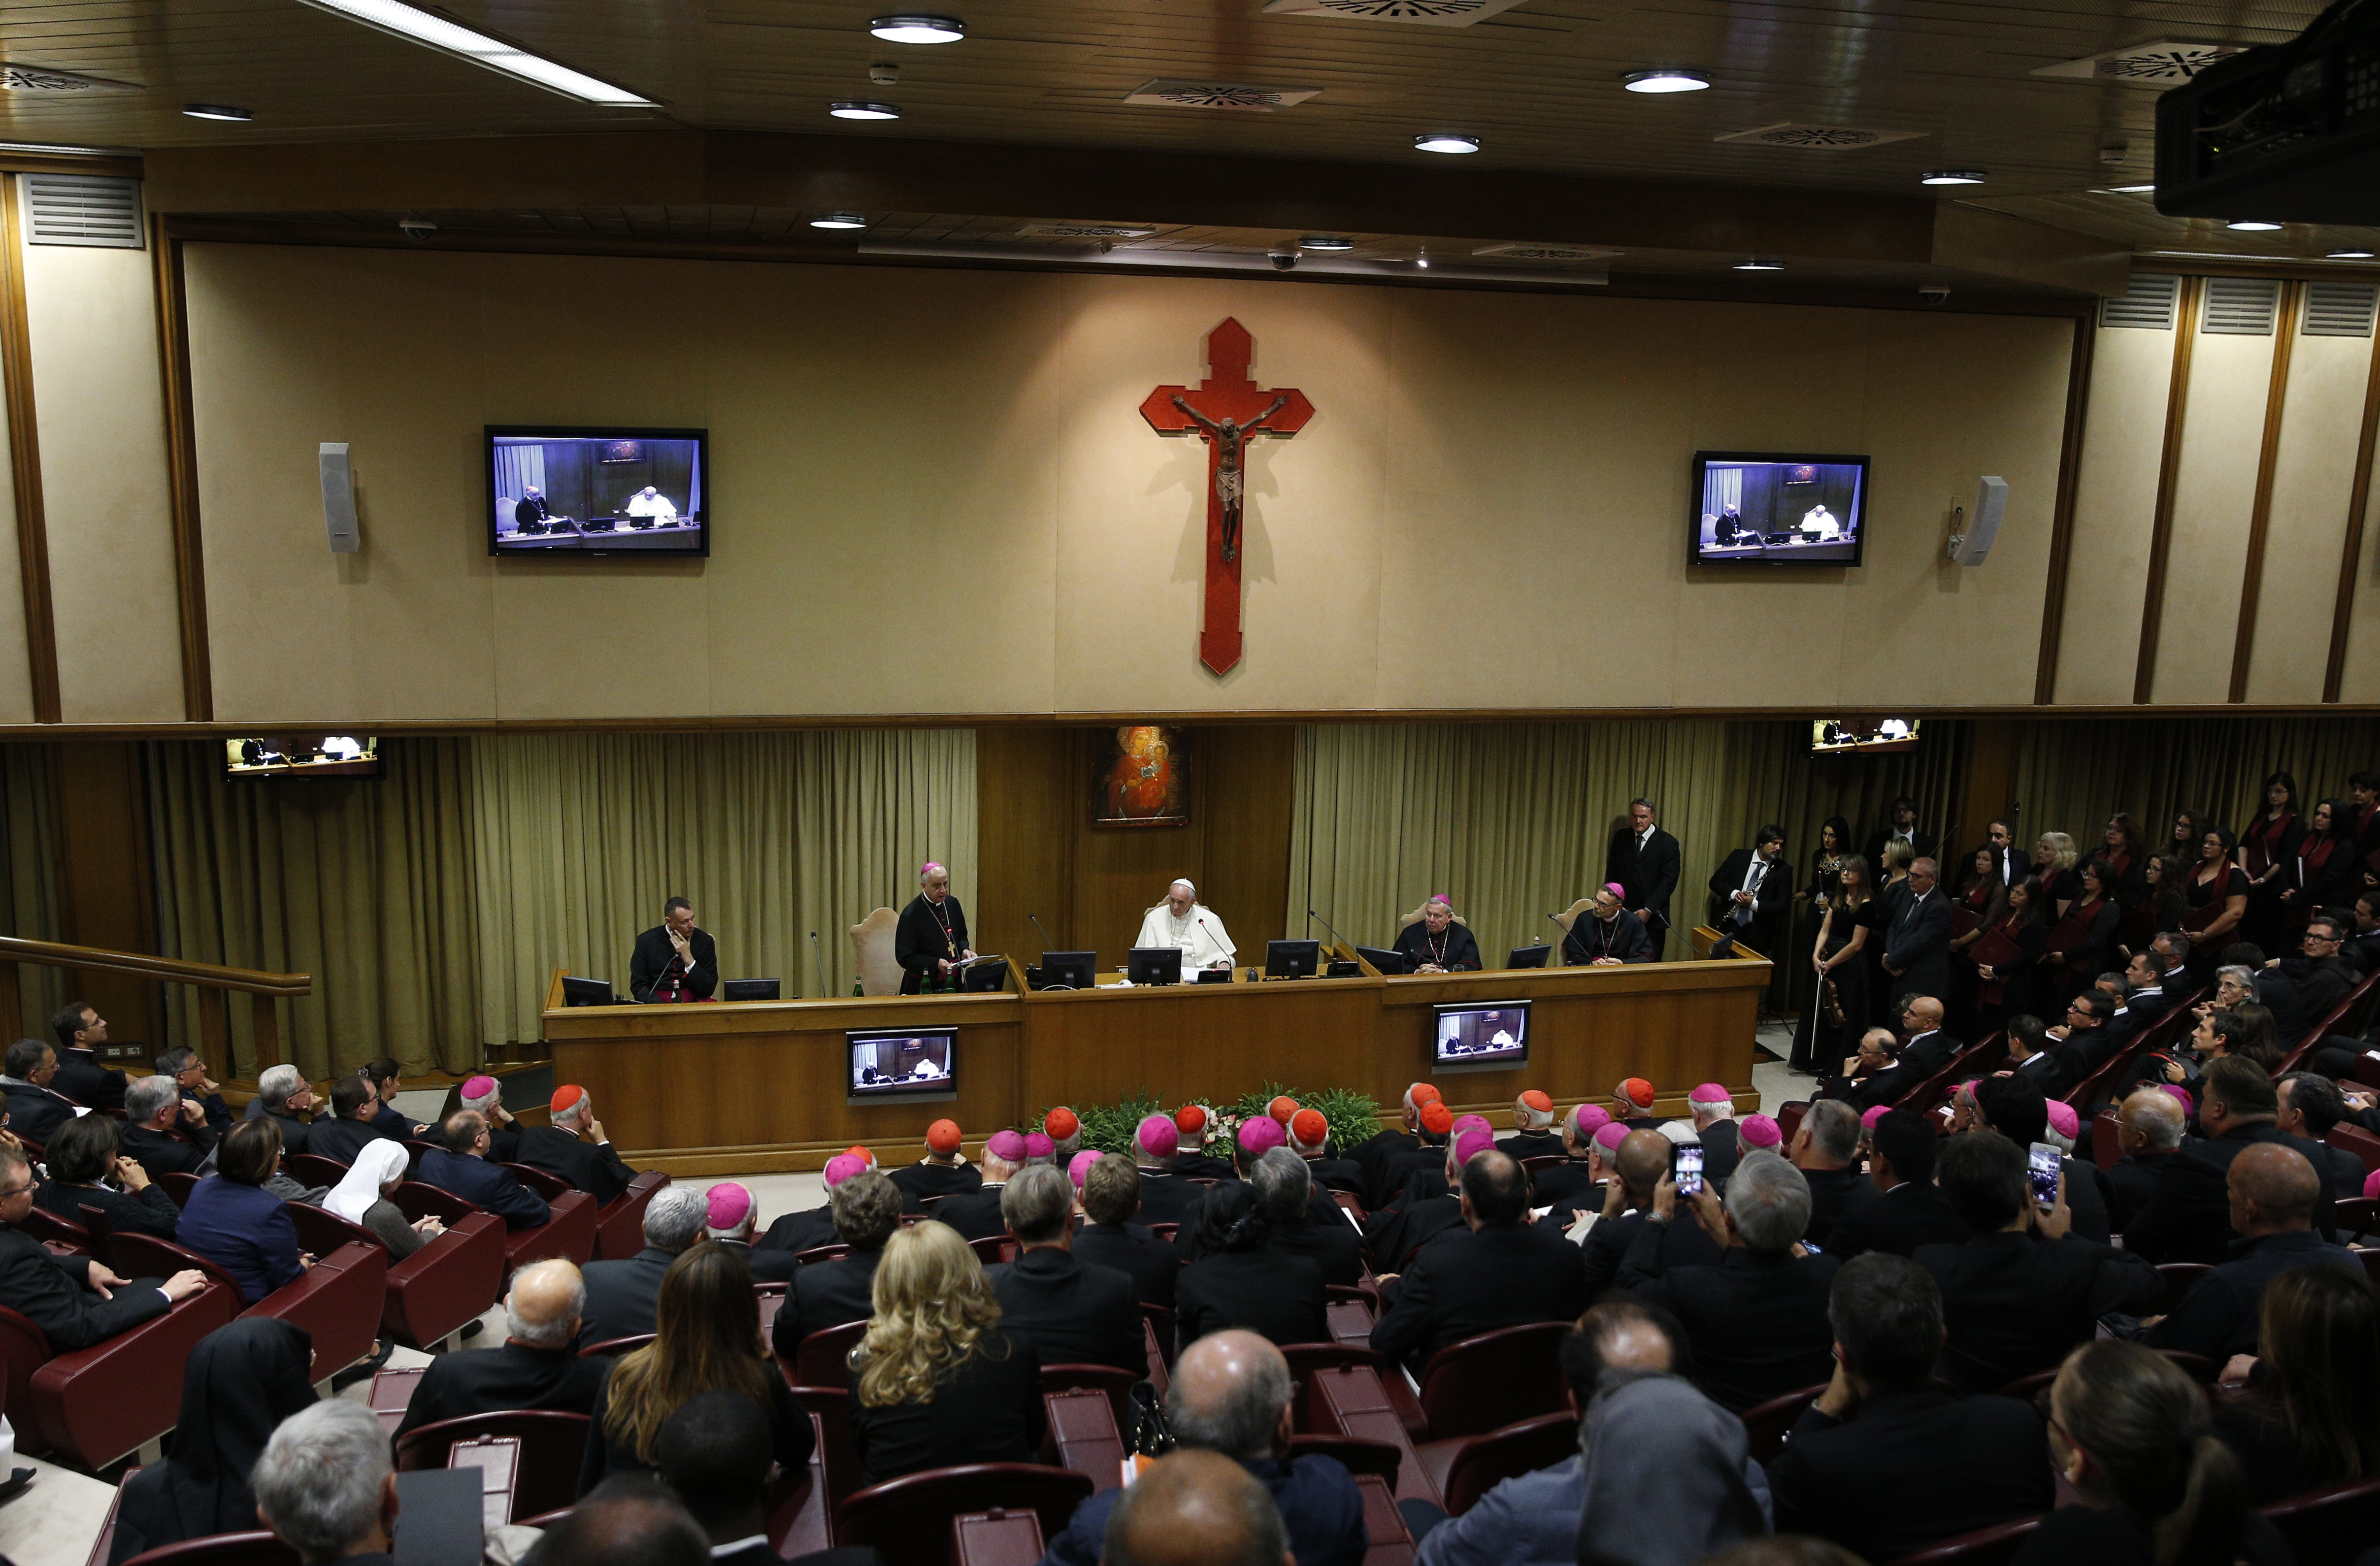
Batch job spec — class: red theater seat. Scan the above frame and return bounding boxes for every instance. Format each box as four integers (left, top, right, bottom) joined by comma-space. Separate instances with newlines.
0, 1281, 237, 1468
2261, 1473, 2380, 1565
595, 1171, 670, 1261
369, 1365, 427, 1435
834, 1464, 1093, 1563
1286, 1433, 1404, 1486
117, 1531, 301, 1566
108, 1234, 388, 1383
1415, 1322, 1568, 1442
1303, 1363, 1437, 1505
393, 1178, 597, 1278
1738, 1382, 1829, 1465
794, 1320, 869, 1389
577, 1334, 654, 1359
1044, 1387, 1126, 1491
1352, 1472, 1417, 1566
286, 1153, 351, 1189
394, 1410, 591, 1524
1877, 1515, 2043, 1566
496, 1162, 571, 1202
283, 1200, 506, 1352
1041, 1363, 1136, 1424
1436, 1411, 1578, 1516
953, 1508, 1047, 1566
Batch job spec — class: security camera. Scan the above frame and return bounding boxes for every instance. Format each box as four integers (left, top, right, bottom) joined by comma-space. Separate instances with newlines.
1919, 285, 1950, 305
1267, 247, 1300, 271
397, 216, 438, 243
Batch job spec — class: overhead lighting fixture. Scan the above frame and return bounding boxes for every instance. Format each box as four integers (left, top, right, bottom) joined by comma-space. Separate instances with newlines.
293, 0, 655, 104
2330, 246, 2378, 259
2226, 219, 2284, 231
1920, 169, 1987, 185
1414, 132, 1479, 154
1734, 257, 1783, 270
1416, 254, 1430, 268
2106, 183, 2155, 194
1300, 234, 1354, 250
181, 102, 253, 122
869, 14, 964, 43
830, 100, 901, 120
1623, 69, 1709, 94
0, 139, 136, 157
810, 213, 868, 229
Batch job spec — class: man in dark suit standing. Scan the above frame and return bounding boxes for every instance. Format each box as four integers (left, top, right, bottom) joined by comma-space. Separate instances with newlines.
1863, 798, 1937, 875
394, 1259, 606, 1439
1708, 827, 1793, 959
580, 1184, 706, 1346
1606, 797, 1682, 961
0, 1144, 208, 1348
1, 1040, 77, 1146
1881, 859, 1952, 1010
629, 895, 718, 1004
774, 1171, 904, 1356
1979, 820, 2025, 889
1369, 1148, 1586, 1375
46, 1001, 124, 1115
419, 1110, 550, 1230
985, 1166, 1145, 1373
519, 1085, 638, 1204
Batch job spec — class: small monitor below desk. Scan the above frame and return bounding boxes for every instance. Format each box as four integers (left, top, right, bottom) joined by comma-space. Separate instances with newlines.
848, 1027, 957, 1104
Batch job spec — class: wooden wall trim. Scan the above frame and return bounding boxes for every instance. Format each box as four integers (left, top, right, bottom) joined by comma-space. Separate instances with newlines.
0, 175, 58, 724
2229, 280, 2302, 703
151, 221, 213, 721
2133, 275, 2204, 706
2033, 313, 2098, 704
2325, 324, 2380, 703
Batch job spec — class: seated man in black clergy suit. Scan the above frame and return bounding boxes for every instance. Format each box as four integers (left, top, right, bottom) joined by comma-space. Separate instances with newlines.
1369, 1148, 1587, 1375
1563, 884, 1657, 966
1863, 798, 1938, 877
394, 1259, 605, 1440
1708, 825, 1793, 956
519, 1084, 639, 1204
580, 1184, 706, 1347
0, 1143, 209, 1348
419, 1109, 551, 1230
1072, 1154, 1182, 1309
1, 1039, 77, 1147
1253, 1147, 1363, 1289
985, 1165, 1145, 1374
1392, 894, 1482, 973
774, 1170, 905, 1358
307, 1075, 394, 1167
48, 1000, 125, 1115
1605, 797, 1681, 959
1880, 857, 1953, 1009
629, 895, 718, 1004
119, 1073, 217, 1176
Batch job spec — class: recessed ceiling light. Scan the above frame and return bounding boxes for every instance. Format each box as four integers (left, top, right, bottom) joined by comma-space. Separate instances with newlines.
1414, 132, 1479, 154
293, 0, 656, 105
869, 15, 964, 44
830, 100, 902, 120
2226, 219, 2284, 231
810, 213, 868, 229
2106, 183, 2156, 194
1300, 234, 1355, 251
2329, 247, 2378, 259
1920, 169, 1987, 186
1623, 69, 1709, 94
181, 103, 253, 122
1734, 258, 1783, 270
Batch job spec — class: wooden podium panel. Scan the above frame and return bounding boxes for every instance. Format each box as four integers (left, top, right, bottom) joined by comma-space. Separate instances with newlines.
1019, 971, 1383, 1110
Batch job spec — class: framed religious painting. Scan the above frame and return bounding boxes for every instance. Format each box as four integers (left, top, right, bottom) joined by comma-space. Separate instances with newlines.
1093, 725, 1191, 828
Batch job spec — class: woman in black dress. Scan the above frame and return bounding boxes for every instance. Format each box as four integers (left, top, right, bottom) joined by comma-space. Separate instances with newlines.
1175, 1181, 1326, 1354
1969, 878, 2045, 1043
2183, 825, 2250, 988
1793, 854, 1875, 1072
1791, 817, 1853, 1014
2117, 853, 2190, 963
2239, 772, 2305, 953
893, 860, 975, 993
2280, 797, 2356, 939
2042, 859, 2120, 1007
1948, 846, 2009, 1030
2030, 832, 2082, 920
2101, 813, 2151, 909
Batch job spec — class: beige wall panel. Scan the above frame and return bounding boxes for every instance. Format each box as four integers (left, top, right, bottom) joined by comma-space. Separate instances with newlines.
2247, 329, 2372, 704
0, 334, 36, 725
22, 234, 182, 721
2054, 322, 2177, 706
2340, 406, 2380, 703
1050, 274, 1389, 714
2151, 331, 2276, 704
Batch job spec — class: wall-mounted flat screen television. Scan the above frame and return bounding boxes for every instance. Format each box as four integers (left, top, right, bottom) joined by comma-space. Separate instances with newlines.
224, 735, 382, 781
1691, 452, 1869, 566
487, 427, 709, 556
1432, 1001, 1530, 1075
847, 1027, 957, 1105
1811, 718, 1922, 755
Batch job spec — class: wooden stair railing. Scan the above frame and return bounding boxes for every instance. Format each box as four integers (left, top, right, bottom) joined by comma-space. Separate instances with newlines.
0, 936, 310, 1076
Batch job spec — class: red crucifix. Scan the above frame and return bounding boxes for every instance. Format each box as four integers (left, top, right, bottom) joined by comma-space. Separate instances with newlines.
1140, 318, 1314, 676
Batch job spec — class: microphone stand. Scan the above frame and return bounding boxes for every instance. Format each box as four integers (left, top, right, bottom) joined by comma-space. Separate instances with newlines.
809, 931, 823, 998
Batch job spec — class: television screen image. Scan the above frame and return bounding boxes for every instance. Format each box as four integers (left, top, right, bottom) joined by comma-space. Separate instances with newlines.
1432, 1001, 1531, 1074
1811, 718, 1922, 755
224, 734, 382, 780
848, 1028, 957, 1101
1691, 452, 1869, 566
487, 426, 709, 556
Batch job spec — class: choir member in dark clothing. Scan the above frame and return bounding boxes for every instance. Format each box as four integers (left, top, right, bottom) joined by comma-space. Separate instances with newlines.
1391, 894, 1482, 973
2240, 773, 2305, 952
2116, 853, 2189, 962
1793, 818, 1853, 1020
2100, 813, 2150, 909
2042, 859, 2120, 1007
2350, 772, 2380, 889
2281, 799, 2358, 938
894, 861, 975, 993
1966, 878, 2045, 1042
33, 1113, 182, 1239
1948, 845, 2009, 1024
2185, 826, 2251, 986
1563, 884, 1656, 965
2030, 834, 2083, 918
1793, 856, 1877, 1073
846, 1222, 1042, 1485
629, 896, 718, 1003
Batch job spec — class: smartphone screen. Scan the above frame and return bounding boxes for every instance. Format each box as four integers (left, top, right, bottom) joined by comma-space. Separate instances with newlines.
1675, 1142, 1705, 1198
2027, 1142, 2061, 1210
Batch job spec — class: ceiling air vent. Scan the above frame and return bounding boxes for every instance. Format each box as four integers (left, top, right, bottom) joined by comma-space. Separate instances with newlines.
2100, 273, 2181, 329
0, 64, 137, 94
1262, 0, 1529, 24
22, 174, 142, 249
1714, 123, 1926, 150
1018, 222, 1158, 239
2304, 279, 2380, 337
2033, 41, 2247, 86
1471, 241, 1621, 262
1124, 79, 1319, 110
2201, 276, 2281, 335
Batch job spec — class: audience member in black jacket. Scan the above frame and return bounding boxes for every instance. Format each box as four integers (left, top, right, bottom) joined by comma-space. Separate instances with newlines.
243, 1065, 319, 1158
304, 1077, 392, 1167
887, 1120, 982, 1210
1821, 1110, 1973, 1260
1358, 1144, 1466, 1274
579, 1183, 707, 1347
2143, 1142, 2362, 1361
1918, 1131, 2161, 1393
1597, 1128, 1724, 1294
1967, 1075, 2112, 1243
1769, 1254, 2052, 1564
2276, 1071, 2369, 1200
1369, 1149, 1587, 1375
984, 1165, 1145, 1374
2273, 918, 2359, 1018
935, 1133, 1028, 1240
31, 1112, 182, 1239
47, 1000, 125, 1115
2, 1039, 76, 1145
1071, 1155, 1181, 1308
2124, 1059, 2339, 1265
1177, 1183, 1327, 1357
698, 1183, 797, 1286
2102, 1087, 2189, 1234
1251, 1147, 1363, 1288
0, 1145, 207, 1348
520, 1088, 638, 1204
770, 1165, 899, 1361
120, 1075, 217, 1177
1787, 1099, 1877, 1249
397, 1258, 607, 1440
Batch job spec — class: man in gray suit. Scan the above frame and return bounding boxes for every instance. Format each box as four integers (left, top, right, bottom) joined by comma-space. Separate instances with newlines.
576, 1183, 704, 1346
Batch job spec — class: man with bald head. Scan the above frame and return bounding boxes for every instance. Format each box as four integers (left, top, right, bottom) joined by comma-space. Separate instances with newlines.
1039, 1329, 1365, 1566
2144, 1141, 2359, 1359
2125, 1055, 2342, 1265
2104, 1087, 2187, 1233
1592, 1127, 1724, 1293
395, 1258, 604, 1437
1880, 858, 1952, 1008
1371, 1147, 1589, 1374
1104, 1450, 1293, 1566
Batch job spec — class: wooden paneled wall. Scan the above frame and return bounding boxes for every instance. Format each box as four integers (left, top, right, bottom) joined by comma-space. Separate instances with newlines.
49, 741, 163, 1050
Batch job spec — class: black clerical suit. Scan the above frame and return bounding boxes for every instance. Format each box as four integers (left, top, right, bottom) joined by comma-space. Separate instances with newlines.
1800, 1165, 1879, 1251
1595, 1206, 1725, 1295
1361, 1183, 1464, 1273
514, 495, 553, 530
2, 1080, 77, 1146
1390, 920, 1482, 973
1563, 909, 1656, 966
2124, 1123, 2341, 1266
50, 1047, 125, 1115
0, 1222, 172, 1349
577, 1246, 678, 1347
1881, 888, 1953, 1011
516, 1124, 637, 1205
1770, 1389, 2051, 1565
1708, 848, 1793, 946
1627, 1235, 1842, 1412
894, 892, 971, 994
1301, 1153, 1364, 1195
934, 1182, 1009, 1241
242, 1099, 316, 1158
1822, 1179, 1972, 1259
759, 1204, 838, 1257
1072, 1221, 1178, 1307
1176, 1250, 1327, 1356
394, 1339, 606, 1441
1917, 1230, 2163, 1393
1605, 823, 1682, 955
306, 1116, 388, 1167
628, 922, 718, 1003
987, 1247, 1145, 1374
122, 1120, 214, 1177
1269, 1210, 1364, 1288
1370, 1220, 1588, 1375
889, 1159, 981, 1208
1127, 1167, 1204, 1227
773, 1247, 884, 1360
713, 1238, 798, 1286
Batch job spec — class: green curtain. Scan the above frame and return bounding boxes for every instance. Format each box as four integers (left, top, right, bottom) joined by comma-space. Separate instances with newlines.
0, 742, 66, 1036
2005, 716, 2380, 850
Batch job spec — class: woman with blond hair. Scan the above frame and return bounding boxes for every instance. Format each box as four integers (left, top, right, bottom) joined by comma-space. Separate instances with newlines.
2032, 831, 2082, 920
578, 1242, 812, 1492
848, 1219, 1043, 1483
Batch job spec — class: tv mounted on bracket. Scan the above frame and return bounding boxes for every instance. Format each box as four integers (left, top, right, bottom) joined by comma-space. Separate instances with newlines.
1691, 451, 1869, 566
487, 426, 710, 557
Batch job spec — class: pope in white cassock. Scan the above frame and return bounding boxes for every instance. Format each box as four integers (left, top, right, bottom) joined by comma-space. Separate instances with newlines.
627, 486, 679, 522
1134, 879, 1238, 970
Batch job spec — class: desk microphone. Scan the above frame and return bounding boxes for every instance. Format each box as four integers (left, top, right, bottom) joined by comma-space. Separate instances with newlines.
1307, 908, 1355, 955
1198, 918, 1231, 970
1030, 914, 1057, 952
808, 931, 822, 997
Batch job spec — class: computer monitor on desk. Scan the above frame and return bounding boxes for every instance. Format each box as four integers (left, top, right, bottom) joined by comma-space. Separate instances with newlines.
1508, 944, 1553, 970
1265, 939, 1321, 979
961, 957, 1010, 992
1033, 951, 1097, 990
561, 976, 617, 1006
1128, 947, 1183, 986
1355, 945, 1407, 975
722, 978, 780, 1002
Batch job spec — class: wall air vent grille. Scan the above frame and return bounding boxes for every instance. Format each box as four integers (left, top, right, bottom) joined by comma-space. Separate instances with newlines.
1471, 241, 1621, 262
22, 173, 142, 248
0, 65, 138, 93
2100, 273, 2181, 329
1261, 0, 1529, 24
1018, 222, 1158, 239
2304, 279, 2379, 337
1124, 79, 1319, 111
2201, 276, 2281, 334
1714, 123, 1926, 150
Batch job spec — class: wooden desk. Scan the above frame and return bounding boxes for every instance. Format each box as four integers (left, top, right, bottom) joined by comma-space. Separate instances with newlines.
544, 938, 1770, 1174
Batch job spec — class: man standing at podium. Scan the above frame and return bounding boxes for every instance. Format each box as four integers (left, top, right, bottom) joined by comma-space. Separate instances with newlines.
896, 861, 976, 994
631, 896, 717, 1003
1135, 880, 1237, 971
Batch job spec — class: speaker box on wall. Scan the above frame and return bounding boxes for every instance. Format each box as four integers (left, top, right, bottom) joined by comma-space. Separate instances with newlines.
320, 442, 360, 554
1948, 475, 2007, 567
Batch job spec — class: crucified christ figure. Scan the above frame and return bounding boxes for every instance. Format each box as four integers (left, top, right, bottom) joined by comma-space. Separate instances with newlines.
1171, 391, 1291, 564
